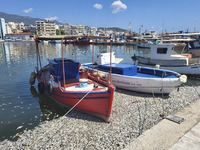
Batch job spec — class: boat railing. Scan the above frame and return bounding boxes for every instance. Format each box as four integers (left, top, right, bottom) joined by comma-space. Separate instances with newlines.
188, 57, 200, 65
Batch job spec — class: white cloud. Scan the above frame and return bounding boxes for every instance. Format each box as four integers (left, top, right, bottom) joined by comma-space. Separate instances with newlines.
93, 3, 103, 10
45, 16, 58, 21
24, 8, 33, 14
111, 0, 127, 14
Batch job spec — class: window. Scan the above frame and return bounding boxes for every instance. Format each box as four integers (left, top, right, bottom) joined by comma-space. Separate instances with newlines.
157, 48, 167, 54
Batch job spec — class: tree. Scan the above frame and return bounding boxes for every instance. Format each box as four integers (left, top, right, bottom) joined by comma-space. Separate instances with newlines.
56, 29, 60, 35
56, 29, 65, 35
61, 30, 65, 35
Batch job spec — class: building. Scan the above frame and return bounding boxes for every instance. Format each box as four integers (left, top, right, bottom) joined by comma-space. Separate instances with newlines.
5, 22, 25, 33
36, 20, 56, 35
0, 18, 6, 39
24, 25, 36, 35
62, 23, 97, 35
5, 32, 33, 40
5, 23, 12, 34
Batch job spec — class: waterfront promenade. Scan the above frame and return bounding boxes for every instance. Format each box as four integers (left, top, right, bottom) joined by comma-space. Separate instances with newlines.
124, 97, 200, 150
0, 85, 200, 149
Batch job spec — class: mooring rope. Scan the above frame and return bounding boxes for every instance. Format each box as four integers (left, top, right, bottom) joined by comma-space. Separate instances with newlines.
25, 90, 92, 150
161, 73, 165, 117
150, 78, 162, 117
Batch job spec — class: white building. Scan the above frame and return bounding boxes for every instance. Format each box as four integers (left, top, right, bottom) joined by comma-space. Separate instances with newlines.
5, 23, 12, 34
63, 23, 97, 35
5, 32, 33, 40
6, 22, 25, 33
36, 20, 56, 35
0, 18, 6, 39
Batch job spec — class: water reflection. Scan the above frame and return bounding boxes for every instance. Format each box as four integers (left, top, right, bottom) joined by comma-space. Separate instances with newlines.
30, 86, 68, 121
0, 42, 136, 141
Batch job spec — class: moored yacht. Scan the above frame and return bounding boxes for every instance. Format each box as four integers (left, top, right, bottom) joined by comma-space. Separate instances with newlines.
132, 43, 200, 77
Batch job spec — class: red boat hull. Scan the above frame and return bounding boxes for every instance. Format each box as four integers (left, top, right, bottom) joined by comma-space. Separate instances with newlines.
37, 67, 115, 122
51, 88, 113, 121
75, 40, 90, 45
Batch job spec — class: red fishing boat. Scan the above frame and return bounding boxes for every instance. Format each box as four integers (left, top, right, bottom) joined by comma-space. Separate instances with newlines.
32, 36, 115, 122
75, 38, 90, 45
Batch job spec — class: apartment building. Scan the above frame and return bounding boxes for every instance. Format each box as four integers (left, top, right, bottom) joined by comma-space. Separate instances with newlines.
36, 20, 56, 35
6, 22, 24, 33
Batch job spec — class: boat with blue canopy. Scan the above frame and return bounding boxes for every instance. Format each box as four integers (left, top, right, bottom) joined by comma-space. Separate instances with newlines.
83, 52, 187, 94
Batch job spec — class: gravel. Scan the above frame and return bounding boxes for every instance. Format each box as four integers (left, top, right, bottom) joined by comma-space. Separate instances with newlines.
0, 84, 200, 150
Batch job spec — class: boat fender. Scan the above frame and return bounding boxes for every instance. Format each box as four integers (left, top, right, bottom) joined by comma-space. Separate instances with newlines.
179, 75, 187, 83
135, 60, 138, 66
155, 65, 160, 69
38, 82, 45, 93
47, 83, 53, 95
29, 71, 36, 85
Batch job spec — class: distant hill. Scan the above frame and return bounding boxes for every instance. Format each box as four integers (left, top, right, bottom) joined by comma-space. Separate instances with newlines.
98, 27, 128, 32
0, 12, 62, 25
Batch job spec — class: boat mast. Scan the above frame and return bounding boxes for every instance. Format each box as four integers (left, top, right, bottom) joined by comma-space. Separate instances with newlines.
73, 40, 76, 61
109, 38, 112, 84
35, 38, 42, 72
61, 37, 66, 88
92, 38, 94, 70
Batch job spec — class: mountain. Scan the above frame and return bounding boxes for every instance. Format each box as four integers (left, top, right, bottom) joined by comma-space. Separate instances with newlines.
97, 27, 128, 32
0, 12, 62, 25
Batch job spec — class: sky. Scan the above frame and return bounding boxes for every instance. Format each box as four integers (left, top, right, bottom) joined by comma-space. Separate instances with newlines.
1, 0, 200, 33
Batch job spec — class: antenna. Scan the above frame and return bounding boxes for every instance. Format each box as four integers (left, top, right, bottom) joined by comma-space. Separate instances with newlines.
128, 22, 132, 34
162, 19, 165, 35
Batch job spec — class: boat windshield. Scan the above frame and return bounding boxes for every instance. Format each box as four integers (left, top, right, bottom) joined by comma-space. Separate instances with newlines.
171, 44, 186, 55
135, 47, 151, 58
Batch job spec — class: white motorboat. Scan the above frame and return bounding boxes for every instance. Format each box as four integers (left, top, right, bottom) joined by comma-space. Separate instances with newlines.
132, 43, 200, 77
82, 52, 187, 94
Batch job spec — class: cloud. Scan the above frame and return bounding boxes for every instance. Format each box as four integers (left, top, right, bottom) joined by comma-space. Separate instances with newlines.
93, 3, 103, 10
45, 16, 58, 21
24, 8, 33, 14
111, 0, 127, 14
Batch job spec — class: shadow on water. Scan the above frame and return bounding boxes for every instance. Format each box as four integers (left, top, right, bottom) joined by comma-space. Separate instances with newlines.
31, 86, 104, 123
30, 86, 68, 121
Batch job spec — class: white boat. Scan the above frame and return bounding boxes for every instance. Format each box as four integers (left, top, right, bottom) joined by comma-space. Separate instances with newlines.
159, 38, 200, 57
132, 43, 200, 77
82, 52, 187, 94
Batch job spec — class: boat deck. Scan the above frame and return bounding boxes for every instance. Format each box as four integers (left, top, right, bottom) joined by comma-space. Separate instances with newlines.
64, 82, 108, 92
83, 64, 179, 79
40, 67, 108, 92
135, 73, 175, 78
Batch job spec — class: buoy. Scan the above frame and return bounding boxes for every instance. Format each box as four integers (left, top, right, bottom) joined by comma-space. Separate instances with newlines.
179, 75, 187, 83
155, 65, 160, 69
47, 83, 53, 95
29, 72, 36, 85
38, 82, 45, 93
93, 71, 107, 79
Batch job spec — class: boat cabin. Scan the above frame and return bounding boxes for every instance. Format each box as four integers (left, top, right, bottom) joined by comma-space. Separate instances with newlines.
48, 58, 80, 82
149, 44, 184, 59
147, 43, 189, 64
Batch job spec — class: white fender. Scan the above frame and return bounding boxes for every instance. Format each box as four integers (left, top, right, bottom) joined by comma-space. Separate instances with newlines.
179, 75, 187, 83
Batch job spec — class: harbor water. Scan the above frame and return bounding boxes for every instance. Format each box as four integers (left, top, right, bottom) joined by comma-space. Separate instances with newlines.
0, 41, 137, 141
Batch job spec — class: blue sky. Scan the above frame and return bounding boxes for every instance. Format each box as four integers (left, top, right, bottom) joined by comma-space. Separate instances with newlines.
1, 0, 200, 33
